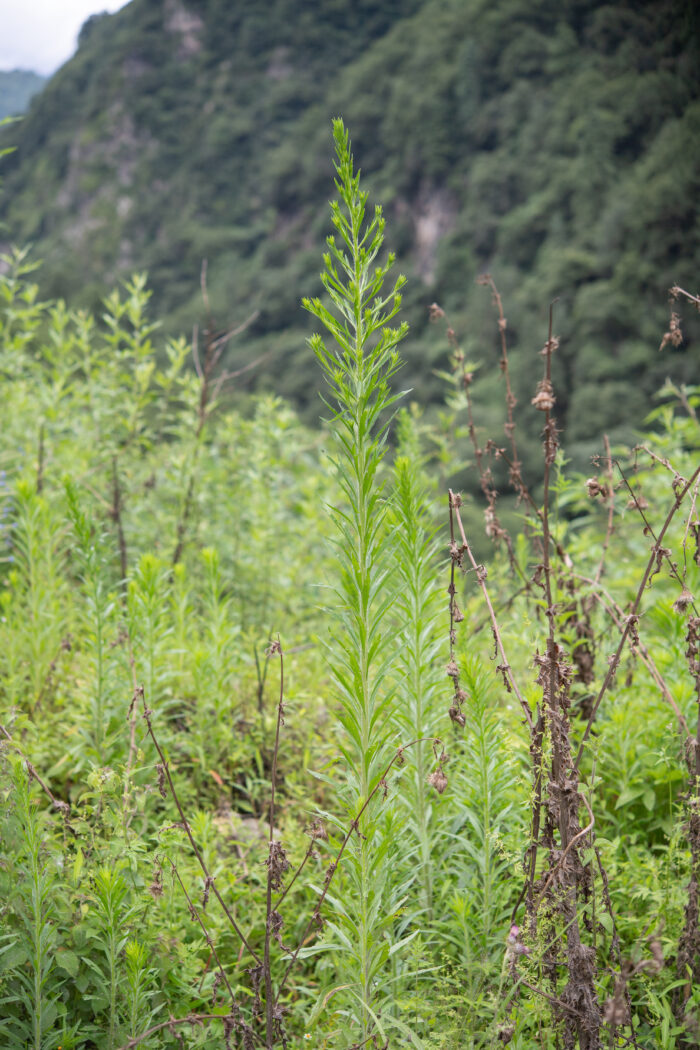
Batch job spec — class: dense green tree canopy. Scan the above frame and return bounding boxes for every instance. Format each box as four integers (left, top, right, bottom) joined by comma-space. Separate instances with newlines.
0, 0, 698, 472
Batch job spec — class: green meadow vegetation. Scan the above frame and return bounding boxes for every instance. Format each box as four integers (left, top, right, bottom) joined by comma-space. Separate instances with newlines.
0, 118, 699, 1048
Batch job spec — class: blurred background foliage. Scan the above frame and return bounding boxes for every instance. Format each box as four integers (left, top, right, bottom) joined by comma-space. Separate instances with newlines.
0, 0, 698, 487
0, 71, 46, 122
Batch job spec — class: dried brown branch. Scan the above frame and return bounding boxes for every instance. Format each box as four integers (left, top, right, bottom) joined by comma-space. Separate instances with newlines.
670, 285, 700, 308
167, 857, 237, 1008
476, 273, 527, 503
533, 793, 595, 912
594, 435, 615, 584
448, 490, 533, 731
574, 461, 700, 769
172, 267, 261, 567
115, 1011, 258, 1050
139, 687, 262, 963
0, 721, 71, 822
430, 301, 517, 564
573, 573, 691, 739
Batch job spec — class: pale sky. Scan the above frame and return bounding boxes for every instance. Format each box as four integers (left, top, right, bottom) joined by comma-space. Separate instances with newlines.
0, 0, 130, 76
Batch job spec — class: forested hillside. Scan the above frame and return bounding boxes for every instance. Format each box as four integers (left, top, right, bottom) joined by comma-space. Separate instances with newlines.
0, 0, 698, 470
0, 70, 46, 121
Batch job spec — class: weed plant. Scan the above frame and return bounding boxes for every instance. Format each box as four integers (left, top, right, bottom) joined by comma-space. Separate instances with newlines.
303, 119, 425, 1046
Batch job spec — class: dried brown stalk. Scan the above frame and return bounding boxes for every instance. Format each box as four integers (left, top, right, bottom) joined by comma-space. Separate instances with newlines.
527, 308, 603, 1048
430, 300, 517, 564
167, 857, 238, 1009
674, 615, 700, 1041
0, 721, 71, 822
574, 460, 700, 769
139, 685, 262, 962
448, 489, 533, 732
573, 573, 691, 739
172, 262, 259, 567
593, 435, 615, 584
476, 273, 527, 504
116, 1012, 253, 1050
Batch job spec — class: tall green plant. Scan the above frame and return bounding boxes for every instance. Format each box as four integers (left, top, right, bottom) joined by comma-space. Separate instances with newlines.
1, 478, 67, 716
303, 119, 410, 1044
390, 409, 444, 922
1, 757, 64, 1050
64, 478, 121, 765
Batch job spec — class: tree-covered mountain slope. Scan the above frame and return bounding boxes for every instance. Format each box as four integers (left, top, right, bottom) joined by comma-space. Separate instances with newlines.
0, 0, 698, 464
0, 70, 46, 121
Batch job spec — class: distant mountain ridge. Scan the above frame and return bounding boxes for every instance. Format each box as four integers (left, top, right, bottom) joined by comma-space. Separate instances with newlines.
0, 0, 698, 462
0, 70, 46, 121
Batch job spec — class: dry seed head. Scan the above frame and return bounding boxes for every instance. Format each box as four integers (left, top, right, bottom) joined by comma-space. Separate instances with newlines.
586, 477, 607, 499
674, 587, 695, 615
267, 909, 286, 948
307, 818, 328, 841
148, 858, 164, 899
266, 840, 290, 891
659, 311, 683, 351
627, 492, 649, 510
212, 971, 223, 1002
532, 378, 555, 412
428, 768, 448, 794
202, 874, 214, 910
449, 705, 466, 728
